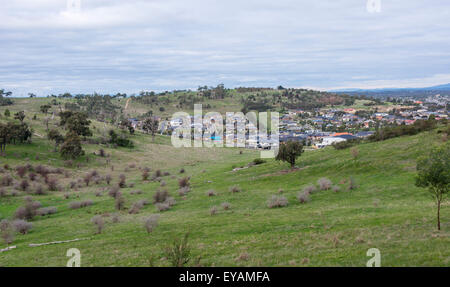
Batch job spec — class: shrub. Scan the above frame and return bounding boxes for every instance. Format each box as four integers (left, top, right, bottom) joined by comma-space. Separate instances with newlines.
12, 219, 33, 234
37, 206, 57, 216
153, 190, 169, 203
34, 184, 46, 195
178, 186, 190, 196
105, 174, 112, 185
98, 149, 106, 157
130, 190, 142, 195
91, 215, 104, 234
1, 175, 13, 186
19, 179, 29, 191
221, 202, 231, 210
108, 186, 120, 198
142, 170, 149, 181
69, 200, 93, 209
267, 195, 289, 208
82, 175, 93, 188
46, 177, 59, 191
0, 188, 7, 197
179, 168, 185, 174
160, 180, 166, 187
95, 191, 103, 197
16, 166, 27, 178
317, 178, 332, 190
348, 177, 358, 191
129, 201, 144, 214
302, 184, 316, 195
14, 197, 41, 220
111, 213, 120, 223
229, 185, 241, 193
332, 185, 341, 193
178, 177, 190, 188
28, 172, 37, 181
163, 171, 170, 177
165, 197, 176, 207
115, 195, 125, 210
155, 202, 170, 212
297, 192, 310, 204
206, 190, 216, 197
350, 147, 359, 160
118, 174, 126, 188
164, 233, 191, 267
0, 219, 14, 244
144, 215, 160, 233
210, 206, 218, 216
154, 170, 162, 178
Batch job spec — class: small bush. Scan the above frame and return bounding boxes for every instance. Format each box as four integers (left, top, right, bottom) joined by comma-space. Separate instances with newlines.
144, 215, 160, 233
153, 190, 169, 203
267, 195, 288, 208
19, 179, 29, 191
178, 177, 190, 188
108, 186, 121, 198
105, 174, 112, 185
155, 202, 170, 212
0, 219, 14, 244
34, 184, 46, 195
83, 173, 92, 186
16, 166, 27, 178
349, 177, 358, 191
229, 185, 241, 193
111, 213, 120, 223
332, 185, 340, 193
14, 197, 41, 220
69, 200, 93, 209
160, 180, 166, 187
164, 233, 191, 267
0, 188, 7, 197
12, 219, 33, 234
210, 206, 218, 216
28, 172, 37, 181
130, 190, 142, 195
317, 178, 332, 190
1, 175, 13, 186
115, 195, 125, 210
37, 206, 57, 216
297, 192, 310, 204
221, 202, 231, 210
118, 174, 126, 188
178, 186, 190, 196
142, 170, 149, 181
302, 185, 316, 194
179, 168, 185, 174
129, 201, 145, 214
91, 215, 104, 234
95, 191, 103, 197
46, 177, 59, 191
206, 190, 216, 197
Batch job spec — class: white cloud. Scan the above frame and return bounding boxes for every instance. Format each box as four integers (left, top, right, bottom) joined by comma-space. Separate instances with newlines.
0, 0, 449, 95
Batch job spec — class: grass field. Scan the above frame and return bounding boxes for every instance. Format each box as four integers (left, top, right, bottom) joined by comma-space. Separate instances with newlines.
0, 99, 448, 267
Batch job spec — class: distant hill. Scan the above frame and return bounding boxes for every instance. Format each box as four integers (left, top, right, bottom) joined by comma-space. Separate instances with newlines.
330, 83, 450, 98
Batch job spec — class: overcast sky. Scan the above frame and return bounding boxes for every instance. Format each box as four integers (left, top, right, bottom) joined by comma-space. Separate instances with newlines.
1, 0, 449, 96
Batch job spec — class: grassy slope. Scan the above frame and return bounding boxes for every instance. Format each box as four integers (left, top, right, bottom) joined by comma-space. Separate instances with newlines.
0, 100, 448, 267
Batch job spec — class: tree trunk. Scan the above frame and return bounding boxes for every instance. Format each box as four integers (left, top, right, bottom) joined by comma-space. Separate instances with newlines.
437, 199, 441, 231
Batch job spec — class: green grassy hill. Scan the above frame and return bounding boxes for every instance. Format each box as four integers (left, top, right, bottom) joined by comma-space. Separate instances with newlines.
0, 99, 448, 266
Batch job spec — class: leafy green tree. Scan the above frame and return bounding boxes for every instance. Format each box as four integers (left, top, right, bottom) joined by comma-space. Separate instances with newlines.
60, 112, 92, 138
60, 131, 84, 159
40, 104, 51, 114
14, 111, 25, 123
276, 140, 304, 168
4, 109, 10, 117
416, 144, 449, 230
47, 129, 64, 152
142, 117, 159, 141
